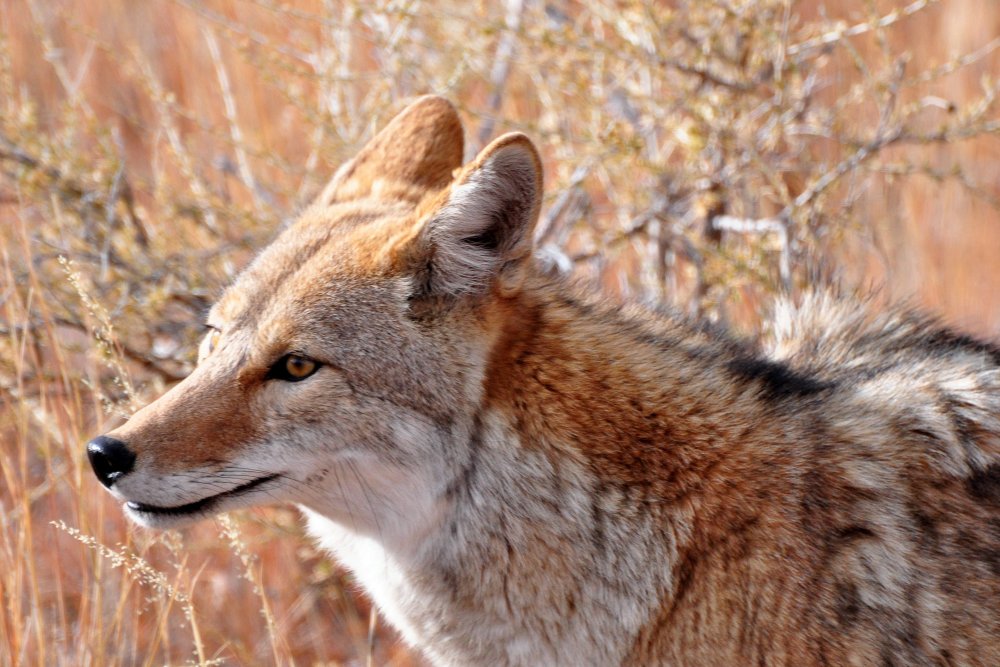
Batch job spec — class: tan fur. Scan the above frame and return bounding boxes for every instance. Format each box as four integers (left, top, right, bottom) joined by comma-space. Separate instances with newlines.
92, 96, 1000, 666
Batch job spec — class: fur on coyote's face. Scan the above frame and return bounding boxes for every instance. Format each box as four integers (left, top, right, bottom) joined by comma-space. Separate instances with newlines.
88, 96, 1000, 666
88, 96, 539, 538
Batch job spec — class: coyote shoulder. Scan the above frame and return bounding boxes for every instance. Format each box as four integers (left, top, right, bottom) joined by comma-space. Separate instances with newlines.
88, 96, 1000, 666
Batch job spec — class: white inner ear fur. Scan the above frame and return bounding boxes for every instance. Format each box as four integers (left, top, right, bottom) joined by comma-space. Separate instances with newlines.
424, 144, 539, 295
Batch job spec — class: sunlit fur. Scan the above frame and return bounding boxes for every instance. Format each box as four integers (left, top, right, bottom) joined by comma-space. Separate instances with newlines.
94, 96, 1000, 666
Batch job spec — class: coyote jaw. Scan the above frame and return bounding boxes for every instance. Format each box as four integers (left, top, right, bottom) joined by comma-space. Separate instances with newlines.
122, 472, 283, 528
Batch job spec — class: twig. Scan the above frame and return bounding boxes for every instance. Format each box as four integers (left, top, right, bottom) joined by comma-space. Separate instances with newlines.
791, 126, 903, 211
474, 0, 528, 153
49, 315, 189, 383
0, 133, 144, 246
535, 161, 592, 245
171, 0, 314, 65
711, 215, 791, 290
25, 0, 95, 117
202, 26, 266, 214
905, 35, 1000, 87
570, 208, 660, 263
786, 0, 938, 58
134, 50, 221, 233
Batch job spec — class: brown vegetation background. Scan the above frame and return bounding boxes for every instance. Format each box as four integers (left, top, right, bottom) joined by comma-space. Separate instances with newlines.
1, 1, 998, 665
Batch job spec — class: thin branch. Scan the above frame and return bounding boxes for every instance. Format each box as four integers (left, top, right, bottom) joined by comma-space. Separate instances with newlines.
0, 133, 144, 245
202, 26, 267, 214
787, 0, 938, 58
535, 161, 592, 245
133, 50, 221, 233
474, 0, 528, 153
711, 215, 791, 290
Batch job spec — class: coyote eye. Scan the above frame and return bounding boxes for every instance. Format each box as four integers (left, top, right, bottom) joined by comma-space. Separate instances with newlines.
200, 328, 221, 361
268, 354, 320, 382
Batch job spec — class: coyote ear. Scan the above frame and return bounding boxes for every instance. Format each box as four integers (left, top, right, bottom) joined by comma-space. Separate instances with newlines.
414, 132, 542, 297
317, 95, 464, 205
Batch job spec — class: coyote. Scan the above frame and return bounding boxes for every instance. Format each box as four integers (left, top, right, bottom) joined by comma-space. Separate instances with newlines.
88, 96, 1000, 666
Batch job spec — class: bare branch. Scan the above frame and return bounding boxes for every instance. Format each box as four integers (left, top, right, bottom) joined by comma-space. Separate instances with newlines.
787, 0, 939, 58
474, 0, 528, 153
202, 26, 268, 214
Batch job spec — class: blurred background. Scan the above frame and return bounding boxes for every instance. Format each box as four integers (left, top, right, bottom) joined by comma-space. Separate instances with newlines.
1, 1, 998, 664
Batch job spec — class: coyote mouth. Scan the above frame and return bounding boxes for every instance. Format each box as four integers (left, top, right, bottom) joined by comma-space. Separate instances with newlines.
126, 473, 281, 516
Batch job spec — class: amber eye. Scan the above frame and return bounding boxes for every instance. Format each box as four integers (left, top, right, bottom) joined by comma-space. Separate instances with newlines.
267, 354, 320, 382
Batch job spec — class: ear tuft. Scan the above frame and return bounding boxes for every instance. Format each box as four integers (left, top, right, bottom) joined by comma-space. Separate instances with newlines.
418, 133, 542, 297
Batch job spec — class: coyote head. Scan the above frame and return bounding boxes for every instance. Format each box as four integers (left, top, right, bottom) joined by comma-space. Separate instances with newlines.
87, 96, 542, 541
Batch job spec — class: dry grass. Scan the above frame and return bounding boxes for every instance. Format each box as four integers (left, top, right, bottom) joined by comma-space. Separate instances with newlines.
1, 0, 998, 664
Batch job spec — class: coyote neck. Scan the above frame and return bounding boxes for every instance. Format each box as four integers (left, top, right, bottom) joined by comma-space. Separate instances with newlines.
308, 283, 784, 666
305, 408, 692, 667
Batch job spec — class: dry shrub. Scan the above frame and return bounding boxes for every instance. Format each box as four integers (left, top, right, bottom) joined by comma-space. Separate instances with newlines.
1, 1, 998, 665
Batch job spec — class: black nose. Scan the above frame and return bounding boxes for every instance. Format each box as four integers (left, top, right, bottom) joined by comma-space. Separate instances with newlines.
87, 435, 136, 488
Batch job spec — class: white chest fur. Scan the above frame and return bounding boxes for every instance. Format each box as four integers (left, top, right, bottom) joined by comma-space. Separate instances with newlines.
302, 510, 430, 647
299, 417, 677, 667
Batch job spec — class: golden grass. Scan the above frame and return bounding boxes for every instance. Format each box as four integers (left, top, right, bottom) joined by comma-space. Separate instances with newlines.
1, 0, 998, 664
